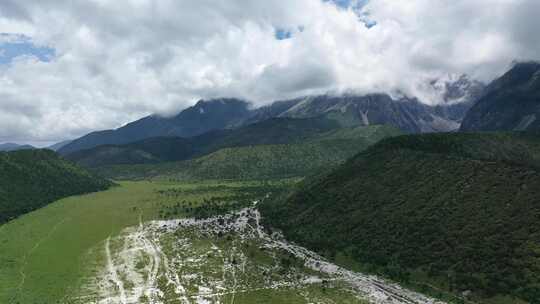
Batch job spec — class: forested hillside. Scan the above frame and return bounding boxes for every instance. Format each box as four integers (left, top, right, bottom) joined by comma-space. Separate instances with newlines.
0, 150, 113, 224
66, 116, 345, 168
261, 132, 540, 303
93, 125, 400, 181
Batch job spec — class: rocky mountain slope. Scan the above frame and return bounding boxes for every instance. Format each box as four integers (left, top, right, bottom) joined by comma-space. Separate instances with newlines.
461, 61, 540, 132
266, 94, 464, 133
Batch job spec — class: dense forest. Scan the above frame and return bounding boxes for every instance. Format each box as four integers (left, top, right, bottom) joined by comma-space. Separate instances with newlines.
261, 132, 540, 303
0, 149, 113, 224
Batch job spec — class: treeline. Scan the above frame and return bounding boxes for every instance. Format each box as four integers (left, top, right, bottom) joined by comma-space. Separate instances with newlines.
0, 149, 113, 224
159, 182, 289, 219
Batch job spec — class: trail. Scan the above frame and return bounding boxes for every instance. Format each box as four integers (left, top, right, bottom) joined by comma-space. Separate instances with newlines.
18, 217, 68, 292
105, 236, 127, 304
136, 214, 161, 303
228, 246, 238, 304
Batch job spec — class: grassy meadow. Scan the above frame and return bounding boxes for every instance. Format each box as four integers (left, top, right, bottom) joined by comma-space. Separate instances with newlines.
0, 180, 295, 304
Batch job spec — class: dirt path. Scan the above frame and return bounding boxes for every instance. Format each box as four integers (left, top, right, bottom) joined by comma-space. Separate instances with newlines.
105, 236, 127, 304
18, 218, 68, 292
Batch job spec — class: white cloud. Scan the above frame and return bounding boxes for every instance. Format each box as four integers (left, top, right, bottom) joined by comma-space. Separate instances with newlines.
0, 0, 539, 143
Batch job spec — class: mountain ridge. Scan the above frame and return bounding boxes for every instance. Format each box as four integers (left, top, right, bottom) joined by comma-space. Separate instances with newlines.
59, 76, 482, 155
58, 98, 252, 155
64, 115, 349, 167
0, 143, 35, 152
461, 61, 540, 132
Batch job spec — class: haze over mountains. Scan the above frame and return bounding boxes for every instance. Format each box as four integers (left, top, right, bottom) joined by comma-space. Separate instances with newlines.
0, 143, 35, 152
58, 74, 484, 156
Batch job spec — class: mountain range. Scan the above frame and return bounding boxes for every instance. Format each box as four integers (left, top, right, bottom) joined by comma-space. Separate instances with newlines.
0, 143, 35, 152
65, 116, 347, 167
58, 75, 484, 155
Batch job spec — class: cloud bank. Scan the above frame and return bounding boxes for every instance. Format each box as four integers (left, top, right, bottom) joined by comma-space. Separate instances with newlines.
0, 0, 539, 144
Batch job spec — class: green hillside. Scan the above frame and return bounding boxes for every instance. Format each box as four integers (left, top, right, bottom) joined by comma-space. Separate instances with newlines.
261, 132, 540, 303
0, 149, 113, 224
66, 116, 346, 168
93, 125, 401, 181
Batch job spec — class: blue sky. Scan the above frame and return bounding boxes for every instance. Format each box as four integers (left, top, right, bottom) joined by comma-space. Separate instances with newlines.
0, 34, 55, 65
275, 0, 372, 40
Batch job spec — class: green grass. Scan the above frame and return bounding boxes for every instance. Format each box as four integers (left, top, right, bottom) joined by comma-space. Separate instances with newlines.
0, 180, 296, 304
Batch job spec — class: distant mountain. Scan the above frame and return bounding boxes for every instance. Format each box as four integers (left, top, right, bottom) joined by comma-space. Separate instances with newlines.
261, 132, 540, 303
430, 74, 485, 105
65, 115, 346, 167
0, 143, 35, 152
58, 98, 252, 155
46, 140, 73, 151
0, 149, 112, 224
93, 125, 401, 181
263, 94, 466, 133
60, 75, 482, 155
251, 76, 483, 133
461, 61, 540, 132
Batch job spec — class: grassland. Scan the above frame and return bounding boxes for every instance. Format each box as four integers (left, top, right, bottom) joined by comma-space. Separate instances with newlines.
0, 177, 444, 304
0, 180, 294, 304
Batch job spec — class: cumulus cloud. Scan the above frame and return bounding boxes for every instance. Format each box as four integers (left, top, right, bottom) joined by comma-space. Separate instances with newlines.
0, 0, 539, 144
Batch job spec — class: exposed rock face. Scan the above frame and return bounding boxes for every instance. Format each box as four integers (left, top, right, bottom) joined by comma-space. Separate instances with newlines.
257, 94, 471, 134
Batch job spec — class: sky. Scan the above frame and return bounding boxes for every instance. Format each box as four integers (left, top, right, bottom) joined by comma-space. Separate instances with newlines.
0, 0, 539, 146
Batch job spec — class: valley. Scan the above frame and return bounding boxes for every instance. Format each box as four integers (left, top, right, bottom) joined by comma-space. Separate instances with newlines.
0, 180, 291, 303
0, 59, 538, 303
2, 1, 540, 303
0, 180, 445, 304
